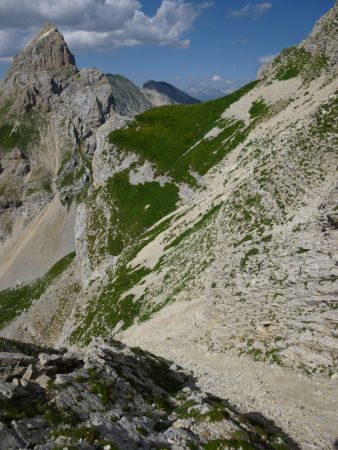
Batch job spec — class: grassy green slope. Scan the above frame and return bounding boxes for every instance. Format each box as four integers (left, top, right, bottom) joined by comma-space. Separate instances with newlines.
109, 81, 259, 185
0, 98, 41, 151
106, 171, 179, 256
71, 173, 180, 343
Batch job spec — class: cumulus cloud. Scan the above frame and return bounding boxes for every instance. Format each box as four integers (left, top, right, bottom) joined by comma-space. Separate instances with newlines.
258, 53, 277, 64
228, 2, 272, 19
0, 29, 27, 61
0, 0, 212, 60
0, 57, 13, 63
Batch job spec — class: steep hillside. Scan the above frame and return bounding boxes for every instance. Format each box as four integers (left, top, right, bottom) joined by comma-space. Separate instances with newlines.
0, 4, 337, 448
142, 80, 200, 106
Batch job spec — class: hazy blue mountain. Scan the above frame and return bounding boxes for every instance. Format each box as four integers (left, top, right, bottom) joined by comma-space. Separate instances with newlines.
185, 85, 234, 101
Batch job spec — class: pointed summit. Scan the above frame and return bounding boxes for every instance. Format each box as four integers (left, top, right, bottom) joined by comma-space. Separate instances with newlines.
35, 22, 58, 39
5, 23, 77, 83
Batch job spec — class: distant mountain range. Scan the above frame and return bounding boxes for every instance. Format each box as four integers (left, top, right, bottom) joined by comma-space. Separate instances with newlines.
184, 85, 234, 101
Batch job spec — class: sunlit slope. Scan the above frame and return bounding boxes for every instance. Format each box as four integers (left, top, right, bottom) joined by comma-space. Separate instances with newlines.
109, 81, 259, 185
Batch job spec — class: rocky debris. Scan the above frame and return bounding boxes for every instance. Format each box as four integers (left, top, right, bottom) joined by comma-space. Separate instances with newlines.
0, 337, 299, 449
0, 381, 16, 399
0, 423, 24, 449
0, 200, 23, 213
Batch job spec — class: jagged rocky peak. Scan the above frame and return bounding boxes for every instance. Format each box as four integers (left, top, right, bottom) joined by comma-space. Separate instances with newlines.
5, 22, 77, 83
1, 22, 111, 116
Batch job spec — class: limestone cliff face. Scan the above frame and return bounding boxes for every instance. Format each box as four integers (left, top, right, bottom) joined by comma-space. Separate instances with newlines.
2, 23, 114, 131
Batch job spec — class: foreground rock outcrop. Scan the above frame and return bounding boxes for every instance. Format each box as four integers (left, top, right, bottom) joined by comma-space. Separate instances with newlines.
0, 338, 298, 450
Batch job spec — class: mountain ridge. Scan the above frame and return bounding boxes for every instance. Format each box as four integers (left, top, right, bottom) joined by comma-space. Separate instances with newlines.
142, 80, 200, 106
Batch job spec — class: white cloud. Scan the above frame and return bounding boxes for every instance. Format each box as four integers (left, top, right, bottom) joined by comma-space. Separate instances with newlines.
0, 29, 26, 60
228, 2, 272, 19
258, 53, 277, 64
253, 2, 272, 16
0, 0, 212, 59
211, 75, 223, 81
209, 75, 232, 83
0, 56, 13, 64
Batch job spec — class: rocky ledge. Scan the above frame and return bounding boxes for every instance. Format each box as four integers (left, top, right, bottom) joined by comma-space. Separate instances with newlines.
0, 338, 299, 450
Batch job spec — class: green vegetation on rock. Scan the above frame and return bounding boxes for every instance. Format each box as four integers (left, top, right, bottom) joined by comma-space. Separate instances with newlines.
0, 251, 75, 328
106, 171, 179, 256
249, 99, 268, 119
109, 81, 259, 184
240, 248, 259, 269
72, 171, 181, 342
0, 112, 41, 151
50, 427, 101, 444
71, 263, 152, 344
165, 203, 222, 251
272, 47, 328, 82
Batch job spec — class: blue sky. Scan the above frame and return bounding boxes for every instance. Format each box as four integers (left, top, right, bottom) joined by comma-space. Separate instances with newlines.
0, 0, 334, 91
